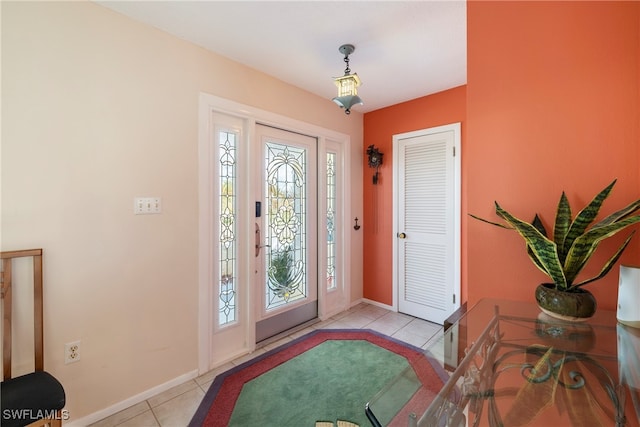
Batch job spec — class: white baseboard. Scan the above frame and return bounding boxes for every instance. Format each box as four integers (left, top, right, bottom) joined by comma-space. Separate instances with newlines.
65, 369, 199, 427
360, 298, 395, 312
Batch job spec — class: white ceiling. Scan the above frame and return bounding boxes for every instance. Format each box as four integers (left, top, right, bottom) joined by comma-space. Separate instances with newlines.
95, 1, 467, 113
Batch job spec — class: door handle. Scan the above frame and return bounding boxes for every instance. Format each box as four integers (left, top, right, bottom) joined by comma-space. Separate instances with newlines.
397, 232, 407, 239
255, 223, 270, 257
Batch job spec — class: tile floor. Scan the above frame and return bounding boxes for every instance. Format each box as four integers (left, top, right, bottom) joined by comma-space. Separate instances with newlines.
89, 303, 443, 427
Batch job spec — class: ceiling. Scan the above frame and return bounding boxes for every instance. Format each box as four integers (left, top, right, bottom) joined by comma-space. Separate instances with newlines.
95, 1, 467, 113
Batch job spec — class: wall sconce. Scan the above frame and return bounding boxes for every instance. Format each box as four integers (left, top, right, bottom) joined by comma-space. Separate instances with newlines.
332, 44, 363, 115
366, 145, 383, 184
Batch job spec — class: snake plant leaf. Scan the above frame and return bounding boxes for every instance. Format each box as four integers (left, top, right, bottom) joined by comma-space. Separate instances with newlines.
563, 215, 640, 285
470, 212, 550, 276
468, 213, 512, 229
554, 192, 572, 263
593, 198, 640, 227
495, 203, 567, 289
561, 180, 616, 257
527, 244, 550, 277
573, 231, 636, 288
532, 214, 547, 236
527, 215, 549, 273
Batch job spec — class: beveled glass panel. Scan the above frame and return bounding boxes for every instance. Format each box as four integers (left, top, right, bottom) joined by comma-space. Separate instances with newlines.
326, 152, 336, 290
265, 142, 307, 310
218, 131, 237, 326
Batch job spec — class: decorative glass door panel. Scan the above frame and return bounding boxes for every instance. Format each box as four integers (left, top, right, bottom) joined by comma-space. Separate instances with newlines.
218, 130, 237, 326
326, 152, 337, 291
265, 142, 307, 309
256, 125, 317, 342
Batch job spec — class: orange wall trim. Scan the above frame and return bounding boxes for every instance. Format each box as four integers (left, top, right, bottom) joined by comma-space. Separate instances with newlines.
362, 86, 467, 305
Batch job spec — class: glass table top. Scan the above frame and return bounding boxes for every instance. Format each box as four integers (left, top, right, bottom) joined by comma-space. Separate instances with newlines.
366, 298, 640, 427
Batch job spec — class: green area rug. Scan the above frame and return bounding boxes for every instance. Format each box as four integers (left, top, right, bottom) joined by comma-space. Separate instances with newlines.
230, 340, 412, 426
189, 329, 445, 427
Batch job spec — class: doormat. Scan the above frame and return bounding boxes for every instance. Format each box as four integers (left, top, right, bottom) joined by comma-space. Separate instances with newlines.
188, 329, 447, 427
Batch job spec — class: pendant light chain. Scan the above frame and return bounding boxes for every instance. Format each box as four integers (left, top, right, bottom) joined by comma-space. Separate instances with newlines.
343, 54, 351, 76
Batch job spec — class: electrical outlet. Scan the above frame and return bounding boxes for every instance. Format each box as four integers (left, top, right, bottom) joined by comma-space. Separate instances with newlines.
65, 340, 81, 364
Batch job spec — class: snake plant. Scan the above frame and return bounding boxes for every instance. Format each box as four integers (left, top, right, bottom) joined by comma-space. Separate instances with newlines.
470, 180, 640, 291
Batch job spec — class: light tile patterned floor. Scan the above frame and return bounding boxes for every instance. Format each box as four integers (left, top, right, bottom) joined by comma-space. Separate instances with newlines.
89, 303, 442, 427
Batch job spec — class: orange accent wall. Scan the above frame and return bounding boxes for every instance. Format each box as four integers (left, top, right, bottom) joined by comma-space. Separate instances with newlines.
466, 1, 639, 310
362, 86, 467, 305
363, 2, 640, 312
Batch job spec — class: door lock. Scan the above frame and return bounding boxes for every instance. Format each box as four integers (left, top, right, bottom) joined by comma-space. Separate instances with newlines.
397, 232, 407, 239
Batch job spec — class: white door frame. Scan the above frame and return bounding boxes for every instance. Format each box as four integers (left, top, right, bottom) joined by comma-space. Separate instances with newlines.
198, 93, 352, 373
391, 122, 461, 318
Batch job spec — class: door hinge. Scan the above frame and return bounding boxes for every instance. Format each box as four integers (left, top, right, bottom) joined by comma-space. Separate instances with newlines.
453, 294, 456, 304
453, 146, 456, 157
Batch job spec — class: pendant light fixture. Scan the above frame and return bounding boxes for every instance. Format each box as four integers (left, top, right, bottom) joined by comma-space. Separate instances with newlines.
332, 44, 363, 115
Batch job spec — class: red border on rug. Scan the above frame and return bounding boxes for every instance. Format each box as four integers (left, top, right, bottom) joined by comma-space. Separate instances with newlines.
190, 330, 445, 427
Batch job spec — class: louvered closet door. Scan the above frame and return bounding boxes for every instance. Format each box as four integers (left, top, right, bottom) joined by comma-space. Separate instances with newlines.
397, 128, 456, 324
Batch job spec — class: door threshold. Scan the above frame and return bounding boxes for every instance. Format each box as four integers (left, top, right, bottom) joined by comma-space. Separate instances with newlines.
256, 317, 321, 349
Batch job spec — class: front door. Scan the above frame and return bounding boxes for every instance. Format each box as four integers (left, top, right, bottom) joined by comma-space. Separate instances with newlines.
254, 125, 318, 342
199, 94, 351, 372
393, 123, 461, 325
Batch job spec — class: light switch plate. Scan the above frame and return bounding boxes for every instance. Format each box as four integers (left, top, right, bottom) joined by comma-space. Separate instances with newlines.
134, 197, 161, 214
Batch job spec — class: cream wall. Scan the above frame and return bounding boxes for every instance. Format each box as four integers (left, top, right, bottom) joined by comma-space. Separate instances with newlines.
1, 1, 363, 422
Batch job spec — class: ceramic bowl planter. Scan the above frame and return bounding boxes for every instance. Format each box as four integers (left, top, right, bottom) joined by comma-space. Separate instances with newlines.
535, 283, 597, 322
